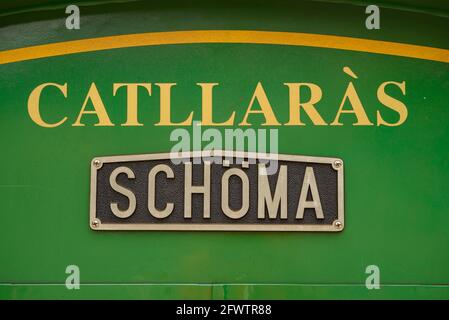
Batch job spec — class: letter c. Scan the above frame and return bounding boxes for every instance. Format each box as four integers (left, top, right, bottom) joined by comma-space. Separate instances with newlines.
28, 83, 68, 127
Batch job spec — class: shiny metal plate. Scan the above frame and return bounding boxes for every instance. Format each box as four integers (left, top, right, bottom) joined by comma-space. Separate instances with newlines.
90, 151, 344, 231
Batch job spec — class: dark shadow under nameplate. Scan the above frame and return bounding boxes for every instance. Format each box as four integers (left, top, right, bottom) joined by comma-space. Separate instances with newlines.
90, 151, 344, 231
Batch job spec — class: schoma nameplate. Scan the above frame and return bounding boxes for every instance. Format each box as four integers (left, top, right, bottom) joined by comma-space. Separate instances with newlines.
90, 151, 344, 231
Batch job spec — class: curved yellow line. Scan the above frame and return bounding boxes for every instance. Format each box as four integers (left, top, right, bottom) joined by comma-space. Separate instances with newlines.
1, 30, 448, 65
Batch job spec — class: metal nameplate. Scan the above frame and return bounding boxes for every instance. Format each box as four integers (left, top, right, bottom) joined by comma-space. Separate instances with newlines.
90, 151, 344, 231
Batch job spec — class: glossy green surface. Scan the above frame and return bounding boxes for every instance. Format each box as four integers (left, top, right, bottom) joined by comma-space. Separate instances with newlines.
2, 284, 449, 300
0, 0, 448, 299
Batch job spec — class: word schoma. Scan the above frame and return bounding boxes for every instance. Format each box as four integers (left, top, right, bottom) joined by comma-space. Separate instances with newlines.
109, 162, 325, 220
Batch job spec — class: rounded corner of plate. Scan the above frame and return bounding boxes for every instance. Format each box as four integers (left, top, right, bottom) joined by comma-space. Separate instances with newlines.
90, 218, 101, 230
91, 158, 103, 170
332, 158, 344, 171
332, 219, 344, 231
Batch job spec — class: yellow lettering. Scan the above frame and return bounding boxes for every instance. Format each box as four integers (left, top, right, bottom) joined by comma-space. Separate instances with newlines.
284, 83, 327, 125
27, 83, 67, 127
376, 81, 407, 126
155, 83, 193, 126
197, 83, 235, 126
331, 82, 373, 126
113, 83, 152, 126
239, 82, 280, 126
73, 83, 114, 126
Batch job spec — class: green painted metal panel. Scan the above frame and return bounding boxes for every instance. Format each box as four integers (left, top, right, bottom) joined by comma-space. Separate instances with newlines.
0, 0, 448, 299
1, 284, 449, 300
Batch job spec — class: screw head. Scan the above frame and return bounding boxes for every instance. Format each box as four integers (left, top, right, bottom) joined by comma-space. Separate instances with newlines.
334, 220, 343, 229
333, 159, 343, 170
91, 219, 100, 228
93, 159, 101, 168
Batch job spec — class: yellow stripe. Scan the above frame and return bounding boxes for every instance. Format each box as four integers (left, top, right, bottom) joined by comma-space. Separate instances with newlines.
1, 30, 448, 65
